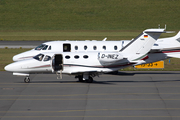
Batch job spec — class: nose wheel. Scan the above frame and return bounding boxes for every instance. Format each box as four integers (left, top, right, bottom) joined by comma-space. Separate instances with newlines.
24, 77, 30, 83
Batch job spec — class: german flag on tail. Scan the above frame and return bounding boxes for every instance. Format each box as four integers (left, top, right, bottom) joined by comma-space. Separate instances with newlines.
144, 35, 148, 38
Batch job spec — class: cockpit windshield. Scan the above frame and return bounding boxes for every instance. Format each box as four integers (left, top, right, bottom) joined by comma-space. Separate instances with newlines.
33, 54, 44, 61
33, 54, 51, 61
44, 55, 51, 61
35, 44, 48, 50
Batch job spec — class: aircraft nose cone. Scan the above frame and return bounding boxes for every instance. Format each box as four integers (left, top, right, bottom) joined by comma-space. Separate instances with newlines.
13, 55, 22, 61
4, 64, 13, 72
13, 50, 38, 61
4, 62, 21, 72
13, 55, 18, 61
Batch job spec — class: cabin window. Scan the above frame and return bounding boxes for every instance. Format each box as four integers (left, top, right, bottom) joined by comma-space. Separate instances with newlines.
103, 46, 106, 50
63, 44, 71, 52
93, 46, 97, 50
114, 46, 118, 50
33, 54, 44, 61
44, 55, 51, 61
75, 46, 78, 50
83, 55, 88, 59
84, 45, 87, 50
48, 46, 51, 50
154, 44, 159, 46
74, 55, 79, 59
65, 55, 70, 59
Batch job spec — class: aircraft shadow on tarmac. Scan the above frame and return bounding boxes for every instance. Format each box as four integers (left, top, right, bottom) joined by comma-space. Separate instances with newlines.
93, 79, 180, 84
20, 80, 113, 85
16, 71, 180, 84
98, 71, 180, 84
20, 79, 180, 85
21, 79, 180, 85
109, 71, 180, 75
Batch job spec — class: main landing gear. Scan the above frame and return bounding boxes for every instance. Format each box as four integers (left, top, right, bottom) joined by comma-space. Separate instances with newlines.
24, 77, 30, 83
86, 76, 93, 83
75, 75, 94, 83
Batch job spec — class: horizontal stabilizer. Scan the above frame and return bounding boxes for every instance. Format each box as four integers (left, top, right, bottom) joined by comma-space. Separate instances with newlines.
167, 54, 180, 59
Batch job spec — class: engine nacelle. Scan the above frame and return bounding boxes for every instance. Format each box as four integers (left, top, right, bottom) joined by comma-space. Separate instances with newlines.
98, 52, 124, 65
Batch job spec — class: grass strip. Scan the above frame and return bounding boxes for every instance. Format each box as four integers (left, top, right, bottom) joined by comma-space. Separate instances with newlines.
0, 31, 176, 41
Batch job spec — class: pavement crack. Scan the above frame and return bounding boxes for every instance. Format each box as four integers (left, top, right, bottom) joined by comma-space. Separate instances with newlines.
151, 76, 173, 120
82, 84, 91, 120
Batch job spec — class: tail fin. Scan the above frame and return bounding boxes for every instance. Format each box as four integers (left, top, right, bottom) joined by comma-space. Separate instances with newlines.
120, 29, 165, 55
160, 31, 180, 59
158, 31, 180, 42
152, 31, 180, 50
174, 31, 180, 40
173, 31, 180, 42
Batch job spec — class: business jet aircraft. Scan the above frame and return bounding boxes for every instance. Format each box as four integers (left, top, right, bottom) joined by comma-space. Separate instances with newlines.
12, 31, 180, 61
5, 28, 167, 83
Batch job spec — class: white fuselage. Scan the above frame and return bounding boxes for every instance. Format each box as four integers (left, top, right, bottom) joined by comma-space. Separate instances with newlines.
13, 31, 180, 62
6, 52, 131, 74
13, 41, 130, 61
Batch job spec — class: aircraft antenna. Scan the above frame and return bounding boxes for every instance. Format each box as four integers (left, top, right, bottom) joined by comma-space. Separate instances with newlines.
103, 37, 107, 41
158, 24, 160, 29
165, 24, 166, 30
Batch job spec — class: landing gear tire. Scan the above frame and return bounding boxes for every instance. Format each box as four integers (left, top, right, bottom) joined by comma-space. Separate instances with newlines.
86, 77, 93, 83
75, 75, 84, 82
24, 77, 30, 83
78, 76, 84, 82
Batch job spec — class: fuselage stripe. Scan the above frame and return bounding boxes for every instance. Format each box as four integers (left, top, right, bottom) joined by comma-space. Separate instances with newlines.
29, 63, 134, 69
63, 63, 134, 68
